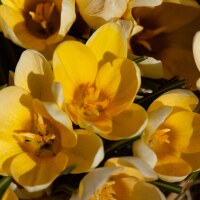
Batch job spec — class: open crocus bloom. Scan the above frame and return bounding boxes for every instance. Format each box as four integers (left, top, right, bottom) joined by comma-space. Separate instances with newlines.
130, 2, 200, 88
53, 22, 147, 140
0, 0, 76, 58
0, 49, 104, 191
70, 157, 166, 200
133, 89, 200, 182
193, 31, 200, 89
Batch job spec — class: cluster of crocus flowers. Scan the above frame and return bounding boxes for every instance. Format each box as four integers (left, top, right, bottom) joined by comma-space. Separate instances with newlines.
0, 49, 104, 192
70, 157, 166, 200
0, 0, 76, 58
133, 89, 200, 182
53, 22, 147, 140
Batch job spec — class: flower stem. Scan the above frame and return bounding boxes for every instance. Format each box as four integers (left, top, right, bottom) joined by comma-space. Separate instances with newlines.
0, 176, 12, 199
151, 180, 183, 194
105, 135, 141, 154
133, 56, 147, 63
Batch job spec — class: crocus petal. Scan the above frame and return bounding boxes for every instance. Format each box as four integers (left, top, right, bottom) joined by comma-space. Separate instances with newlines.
76, 0, 128, 28
2, 188, 18, 200
2, 0, 34, 11
14, 50, 54, 101
66, 129, 104, 173
193, 31, 200, 71
33, 99, 77, 148
164, 0, 199, 6
96, 58, 141, 116
10, 152, 68, 191
54, 0, 76, 38
105, 157, 158, 181
133, 139, 157, 168
137, 57, 164, 79
100, 104, 147, 140
154, 154, 192, 182
131, 181, 166, 200
78, 113, 113, 134
148, 89, 199, 112
86, 22, 127, 64
144, 106, 172, 142
0, 86, 33, 135
163, 110, 200, 153
52, 82, 65, 109
0, 141, 23, 175
182, 152, 200, 171
70, 167, 120, 200
53, 41, 98, 102
130, 0, 163, 7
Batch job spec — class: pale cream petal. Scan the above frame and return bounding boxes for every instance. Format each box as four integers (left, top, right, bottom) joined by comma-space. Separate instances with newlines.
76, 0, 128, 28
14, 49, 54, 101
133, 139, 157, 168
193, 31, 200, 71
138, 57, 164, 79
105, 157, 158, 181
129, 0, 163, 7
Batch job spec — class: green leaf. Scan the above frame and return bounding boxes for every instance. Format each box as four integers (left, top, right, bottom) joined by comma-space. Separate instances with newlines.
0, 176, 12, 199
61, 165, 76, 176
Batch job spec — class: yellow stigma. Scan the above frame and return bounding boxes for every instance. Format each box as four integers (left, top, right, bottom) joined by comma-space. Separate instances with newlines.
29, 2, 55, 31
150, 128, 171, 145
82, 87, 109, 118
15, 113, 58, 157
90, 181, 116, 200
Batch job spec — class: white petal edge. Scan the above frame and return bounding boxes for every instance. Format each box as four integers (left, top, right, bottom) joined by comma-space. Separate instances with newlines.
133, 140, 157, 169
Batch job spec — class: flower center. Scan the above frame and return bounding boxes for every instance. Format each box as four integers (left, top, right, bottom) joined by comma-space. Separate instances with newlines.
29, 2, 55, 31
81, 87, 109, 118
149, 128, 171, 146
90, 181, 116, 200
25, 1, 60, 38
16, 113, 60, 157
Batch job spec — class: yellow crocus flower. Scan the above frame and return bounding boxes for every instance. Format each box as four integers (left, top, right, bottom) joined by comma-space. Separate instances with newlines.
70, 157, 166, 200
0, 0, 76, 58
0, 49, 104, 191
133, 89, 200, 182
53, 22, 147, 140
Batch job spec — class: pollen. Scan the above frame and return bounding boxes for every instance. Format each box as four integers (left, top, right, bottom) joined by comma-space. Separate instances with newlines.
82, 87, 109, 117
29, 2, 55, 31
150, 128, 171, 145
90, 181, 117, 200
